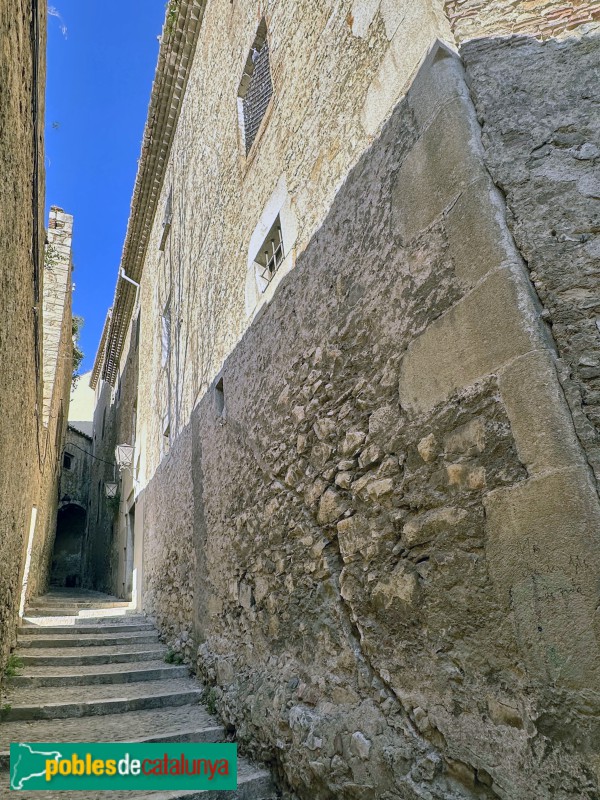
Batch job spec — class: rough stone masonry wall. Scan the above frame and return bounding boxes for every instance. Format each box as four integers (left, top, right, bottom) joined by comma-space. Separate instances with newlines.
85, 379, 119, 593
24, 210, 73, 605
142, 44, 600, 800
142, 424, 196, 655
445, 0, 600, 42
60, 427, 92, 511
0, 0, 46, 676
462, 30, 600, 485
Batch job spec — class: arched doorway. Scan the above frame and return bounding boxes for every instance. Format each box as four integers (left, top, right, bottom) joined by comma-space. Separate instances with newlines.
51, 504, 86, 587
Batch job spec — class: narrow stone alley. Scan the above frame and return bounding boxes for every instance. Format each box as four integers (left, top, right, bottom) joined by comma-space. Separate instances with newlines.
0, 590, 275, 799
2, 1, 600, 798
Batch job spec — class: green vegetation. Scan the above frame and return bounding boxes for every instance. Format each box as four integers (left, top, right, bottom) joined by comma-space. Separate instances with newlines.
4, 654, 23, 678
164, 649, 184, 665
165, 0, 181, 36
44, 243, 60, 270
201, 686, 218, 716
105, 493, 121, 518
72, 315, 84, 387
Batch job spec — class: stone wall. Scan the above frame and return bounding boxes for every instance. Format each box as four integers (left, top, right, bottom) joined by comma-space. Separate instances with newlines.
142, 423, 195, 654
51, 427, 92, 587
139, 44, 600, 799
87, 314, 140, 597
23, 209, 74, 605
60, 427, 92, 511
135, 0, 453, 486
0, 0, 46, 675
445, 0, 600, 42
462, 30, 600, 484
85, 379, 118, 592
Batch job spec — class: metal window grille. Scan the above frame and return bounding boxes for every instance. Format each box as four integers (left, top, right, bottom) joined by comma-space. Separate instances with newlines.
254, 216, 284, 290
159, 189, 173, 251
238, 21, 273, 155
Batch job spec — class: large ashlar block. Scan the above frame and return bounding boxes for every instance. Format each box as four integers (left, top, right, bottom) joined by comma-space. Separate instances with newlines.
446, 175, 525, 287
398, 267, 546, 414
392, 84, 488, 244
484, 468, 600, 690
406, 42, 470, 133
499, 349, 586, 475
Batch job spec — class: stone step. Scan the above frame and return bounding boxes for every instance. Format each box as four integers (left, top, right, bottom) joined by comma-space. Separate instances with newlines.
22, 612, 147, 625
10, 663, 189, 688
17, 645, 166, 666
0, 759, 276, 799
23, 607, 136, 618
27, 595, 131, 611
18, 631, 159, 648
3, 679, 204, 721
18, 622, 154, 635
39, 590, 123, 599
0, 703, 226, 763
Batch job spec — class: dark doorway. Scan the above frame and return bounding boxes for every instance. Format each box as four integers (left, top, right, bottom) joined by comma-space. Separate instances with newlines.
51, 504, 86, 587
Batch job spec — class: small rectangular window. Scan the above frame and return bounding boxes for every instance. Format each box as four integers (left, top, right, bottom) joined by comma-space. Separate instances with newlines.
161, 302, 171, 368
254, 215, 284, 292
135, 311, 141, 350
159, 189, 173, 251
63, 452, 73, 470
162, 417, 171, 457
215, 377, 225, 416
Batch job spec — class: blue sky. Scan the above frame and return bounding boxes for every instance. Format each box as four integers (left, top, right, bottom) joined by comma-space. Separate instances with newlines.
46, 1, 166, 372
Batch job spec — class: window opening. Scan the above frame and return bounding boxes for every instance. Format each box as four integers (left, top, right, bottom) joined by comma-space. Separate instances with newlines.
162, 416, 171, 457
161, 301, 171, 369
159, 189, 173, 251
63, 452, 73, 470
254, 215, 284, 290
215, 377, 225, 416
238, 20, 272, 155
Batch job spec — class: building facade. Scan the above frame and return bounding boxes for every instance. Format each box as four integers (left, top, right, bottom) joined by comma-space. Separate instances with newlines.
0, 2, 72, 683
52, 424, 93, 588
21, 207, 75, 607
90, 1, 600, 797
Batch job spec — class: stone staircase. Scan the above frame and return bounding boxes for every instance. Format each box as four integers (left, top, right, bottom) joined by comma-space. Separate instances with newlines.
0, 590, 276, 799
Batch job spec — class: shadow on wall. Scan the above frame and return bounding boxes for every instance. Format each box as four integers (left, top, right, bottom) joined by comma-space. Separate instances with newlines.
140, 31, 600, 800
51, 504, 86, 588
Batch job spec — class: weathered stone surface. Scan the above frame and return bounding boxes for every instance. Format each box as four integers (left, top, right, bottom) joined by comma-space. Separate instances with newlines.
484, 467, 600, 689
96, 21, 600, 800
399, 267, 546, 414
402, 506, 468, 548
0, 0, 49, 681
134, 44, 600, 799
463, 32, 600, 486
445, 0, 600, 43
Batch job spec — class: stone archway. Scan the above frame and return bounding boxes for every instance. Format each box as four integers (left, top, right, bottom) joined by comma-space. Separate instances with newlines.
51, 503, 86, 588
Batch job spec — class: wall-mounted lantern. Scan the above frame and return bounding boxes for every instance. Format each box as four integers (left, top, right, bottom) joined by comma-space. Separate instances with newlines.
104, 482, 119, 498
115, 444, 134, 470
